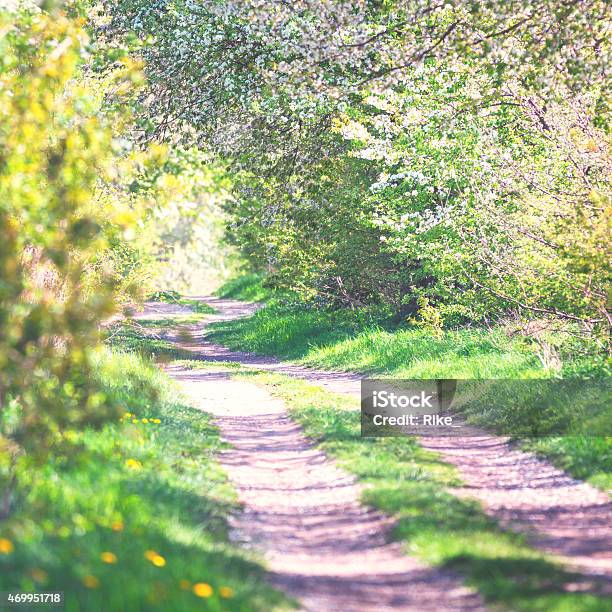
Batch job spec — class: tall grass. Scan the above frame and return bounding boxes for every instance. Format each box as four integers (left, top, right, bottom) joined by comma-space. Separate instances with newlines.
0, 348, 292, 611
208, 302, 545, 378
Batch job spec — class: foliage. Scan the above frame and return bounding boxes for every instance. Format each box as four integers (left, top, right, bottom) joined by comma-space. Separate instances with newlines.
96, 0, 611, 345
0, 5, 131, 506
97, 0, 609, 149
148, 290, 182, 302
332, 64, 611, 327
134, 147, 234, 294
0, 4, 223, 516
1, 0, 610, 603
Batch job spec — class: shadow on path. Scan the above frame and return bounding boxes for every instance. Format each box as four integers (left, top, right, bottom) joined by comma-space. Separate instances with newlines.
144, 296, 611, 605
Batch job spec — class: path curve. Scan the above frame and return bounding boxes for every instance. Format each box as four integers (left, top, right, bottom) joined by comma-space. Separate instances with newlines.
137, 297, 611, 599
138, 300, 483, 609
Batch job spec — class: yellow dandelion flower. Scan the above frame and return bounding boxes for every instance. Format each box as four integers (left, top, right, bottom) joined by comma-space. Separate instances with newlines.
123, 412, 132, 418
111, 521, 124, 532
153, 419, 161, 424
192, 583, 213, 598
141, 418, 149, 424
144, 550, 166, 567
82, 575, 99, 589
100, 552, 117, 564
132, 419, 139, 424
125, 458, 142, 470
219, 586, 234, 598
0, 538, 14, 554
179, 579, 191, 590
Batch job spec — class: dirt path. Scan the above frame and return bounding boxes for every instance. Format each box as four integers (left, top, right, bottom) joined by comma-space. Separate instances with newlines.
169, 367, 482, 611
138, 297, 611, 603
138, 301, 483, 609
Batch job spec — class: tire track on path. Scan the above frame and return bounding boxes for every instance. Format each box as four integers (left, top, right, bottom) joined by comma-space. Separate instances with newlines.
138, 297, 611, 604
170, 367, 483, 611
139, 300, 483, 610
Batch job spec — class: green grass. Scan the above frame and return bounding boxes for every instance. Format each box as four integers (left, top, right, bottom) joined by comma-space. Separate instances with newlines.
214, 274, 276, 302
207, 297, 611, 491
234, 370, 610, 611
524, 436, 612, 492
207, 301, 545, 377
148, 290, 216, 314
104, 322, 193, 361
0, 349, 293, 611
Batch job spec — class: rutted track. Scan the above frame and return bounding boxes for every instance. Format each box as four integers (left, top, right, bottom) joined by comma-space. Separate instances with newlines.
170, 367, 482, 611
137, 297, 611, 606
138, 301, 483, 610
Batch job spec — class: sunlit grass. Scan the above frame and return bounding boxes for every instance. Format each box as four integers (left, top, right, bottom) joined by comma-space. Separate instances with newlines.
207, 296, 611, 491
302, 327, 542, 378
214, 274, 277, 302
0, 349, 293, 611
524, 436, 612, 492
207, 301, 545, 377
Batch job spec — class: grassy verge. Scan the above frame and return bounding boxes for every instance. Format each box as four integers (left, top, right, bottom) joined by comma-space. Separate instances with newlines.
105, 305, 212, 361
234, 369, 609, 611
0, 349, 292, 611
206, 283, 611, 491
208, 301, 544, 377
148, 290, 216, 314
524, 436, 612, 492
214, 274, 278, 302
104, 321, 193, 361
